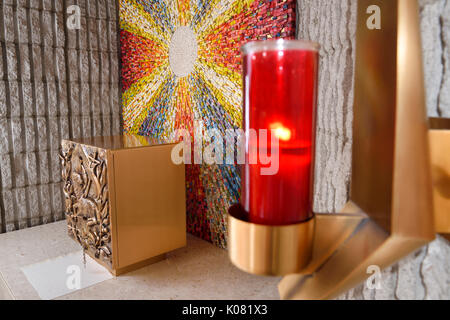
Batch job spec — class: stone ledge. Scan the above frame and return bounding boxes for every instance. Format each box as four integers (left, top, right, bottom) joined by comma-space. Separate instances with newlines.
0, 221, 280, 300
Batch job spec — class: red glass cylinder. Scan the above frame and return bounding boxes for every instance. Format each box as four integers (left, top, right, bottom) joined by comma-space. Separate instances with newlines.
241, 40, 319, 226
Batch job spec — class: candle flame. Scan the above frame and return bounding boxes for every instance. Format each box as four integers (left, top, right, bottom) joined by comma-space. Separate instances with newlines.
270, 122, 292, 141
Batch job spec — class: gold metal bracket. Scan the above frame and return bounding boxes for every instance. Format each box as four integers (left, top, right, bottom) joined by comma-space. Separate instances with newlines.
429, 117, 450, 239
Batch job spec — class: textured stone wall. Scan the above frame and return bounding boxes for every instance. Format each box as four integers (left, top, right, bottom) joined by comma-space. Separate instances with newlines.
0, 0, 121, 233
296, 0, 449, 299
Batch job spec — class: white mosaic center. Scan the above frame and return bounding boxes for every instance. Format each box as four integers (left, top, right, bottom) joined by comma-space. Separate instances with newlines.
169, 27, 198, 78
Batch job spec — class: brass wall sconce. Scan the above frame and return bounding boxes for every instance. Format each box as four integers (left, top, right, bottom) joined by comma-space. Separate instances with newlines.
229, 0, 441, 299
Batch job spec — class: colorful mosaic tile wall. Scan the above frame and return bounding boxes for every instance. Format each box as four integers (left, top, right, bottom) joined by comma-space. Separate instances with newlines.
119, 0, 296, 248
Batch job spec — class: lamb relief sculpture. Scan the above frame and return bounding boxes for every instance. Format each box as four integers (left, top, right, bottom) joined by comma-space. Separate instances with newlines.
60, 141, 112, 267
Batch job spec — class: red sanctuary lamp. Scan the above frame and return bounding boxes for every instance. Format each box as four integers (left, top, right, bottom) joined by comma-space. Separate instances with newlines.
228, 39, 319, 276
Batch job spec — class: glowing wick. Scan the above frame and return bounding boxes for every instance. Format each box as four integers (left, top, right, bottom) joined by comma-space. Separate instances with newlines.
270, 122, 292, 141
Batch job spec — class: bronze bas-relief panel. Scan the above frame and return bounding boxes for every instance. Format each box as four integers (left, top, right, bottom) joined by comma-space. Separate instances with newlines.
60, 141, 112, 267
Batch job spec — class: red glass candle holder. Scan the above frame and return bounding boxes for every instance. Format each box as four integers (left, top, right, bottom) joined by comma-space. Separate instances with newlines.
228, 40, 319, 276
241, 40, 319, 226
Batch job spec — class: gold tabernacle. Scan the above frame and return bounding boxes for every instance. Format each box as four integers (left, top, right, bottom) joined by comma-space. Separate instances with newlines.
61, 135, 186, 276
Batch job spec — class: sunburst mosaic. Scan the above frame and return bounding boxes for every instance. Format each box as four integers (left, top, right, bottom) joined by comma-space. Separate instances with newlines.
119, 0, 296, 248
